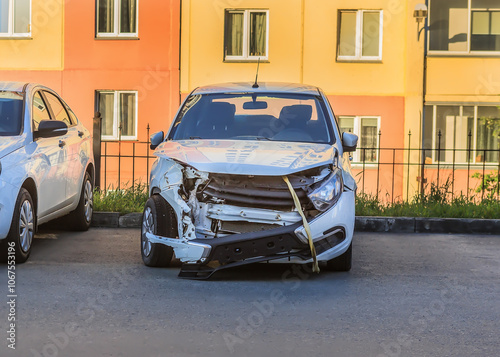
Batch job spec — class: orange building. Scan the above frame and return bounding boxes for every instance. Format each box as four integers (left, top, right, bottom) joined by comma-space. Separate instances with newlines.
0, 0, 181, 188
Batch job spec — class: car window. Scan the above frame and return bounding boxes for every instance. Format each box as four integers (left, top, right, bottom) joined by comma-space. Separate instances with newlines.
170, 93, 334, 144
32, 91, 51, 131
0, 91, 23, 136
43, 91, 73, 127
66, 107, 78, 124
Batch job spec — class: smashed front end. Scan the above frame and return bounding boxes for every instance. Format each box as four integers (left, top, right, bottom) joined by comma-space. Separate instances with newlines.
146, 156, 355, 279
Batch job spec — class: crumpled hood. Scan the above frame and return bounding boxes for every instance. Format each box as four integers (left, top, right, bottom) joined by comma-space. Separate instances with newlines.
154, 139, 336, 175
0, 136, 25, 159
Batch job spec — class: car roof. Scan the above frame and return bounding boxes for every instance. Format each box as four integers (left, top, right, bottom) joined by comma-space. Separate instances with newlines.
192, 82, 321, 96
0, 81, 28, 92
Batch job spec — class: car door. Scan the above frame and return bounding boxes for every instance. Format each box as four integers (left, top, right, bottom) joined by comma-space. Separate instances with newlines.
31, 91, 68, 218
43, 91, 84, 203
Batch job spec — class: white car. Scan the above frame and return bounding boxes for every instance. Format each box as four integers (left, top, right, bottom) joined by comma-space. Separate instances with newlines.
142, 82, 358, 279
0, 82, 94, 263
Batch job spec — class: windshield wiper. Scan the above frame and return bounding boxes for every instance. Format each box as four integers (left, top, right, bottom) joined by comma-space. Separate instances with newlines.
189, 136, 202, 139
232, 135, 272, 141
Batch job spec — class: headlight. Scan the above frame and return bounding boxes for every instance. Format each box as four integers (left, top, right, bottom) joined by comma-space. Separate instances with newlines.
307, 168, 343, 211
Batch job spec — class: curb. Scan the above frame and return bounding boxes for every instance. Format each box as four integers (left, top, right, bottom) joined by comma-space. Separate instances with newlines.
91, 212, 142, 228
92, 212, 500, 234
355, 216, 500, 235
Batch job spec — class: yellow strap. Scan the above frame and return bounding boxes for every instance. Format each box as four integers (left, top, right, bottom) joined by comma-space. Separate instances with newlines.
282, 176, 320, 273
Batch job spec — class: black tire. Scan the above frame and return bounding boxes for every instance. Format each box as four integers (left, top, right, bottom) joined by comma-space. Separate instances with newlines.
1, 188, 35, 264
141, 195, 176, 267
69, 172, 93, 231
324, 243, 352, 272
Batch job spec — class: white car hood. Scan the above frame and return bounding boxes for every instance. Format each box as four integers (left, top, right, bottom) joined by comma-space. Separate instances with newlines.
0, 136, 25, 159
154, 139, 335, 175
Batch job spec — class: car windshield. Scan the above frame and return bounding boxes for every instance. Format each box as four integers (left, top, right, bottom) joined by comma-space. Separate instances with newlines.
0, 91, 23, 136
170, 93, 333, 144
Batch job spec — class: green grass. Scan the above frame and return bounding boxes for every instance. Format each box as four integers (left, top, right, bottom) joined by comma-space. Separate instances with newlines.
93, 183, 149, 215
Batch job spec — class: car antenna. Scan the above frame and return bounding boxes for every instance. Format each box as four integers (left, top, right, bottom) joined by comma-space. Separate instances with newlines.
252, 58, 260, 88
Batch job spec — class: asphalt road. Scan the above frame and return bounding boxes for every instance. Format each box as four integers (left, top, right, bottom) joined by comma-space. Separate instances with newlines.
1, 228, 499, 357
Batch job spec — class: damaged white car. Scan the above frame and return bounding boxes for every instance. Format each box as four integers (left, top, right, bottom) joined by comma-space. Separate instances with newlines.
142, 82, 358, 279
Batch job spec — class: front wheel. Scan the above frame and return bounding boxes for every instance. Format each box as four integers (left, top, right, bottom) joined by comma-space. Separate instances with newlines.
141, 195, 176, 267
324, 243, 352, 272
1, 188, 35, 263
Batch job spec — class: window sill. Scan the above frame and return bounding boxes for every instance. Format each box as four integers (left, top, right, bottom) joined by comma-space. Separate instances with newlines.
101, 138, 139, 142
0, 36, 32, 40
427, 52, 500, 58
336, 59, 382, 63
95, 36, 140, 41
223, 59, 270, 63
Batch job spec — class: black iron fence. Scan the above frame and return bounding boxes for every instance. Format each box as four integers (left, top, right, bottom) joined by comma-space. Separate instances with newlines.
94, 125, 500, 203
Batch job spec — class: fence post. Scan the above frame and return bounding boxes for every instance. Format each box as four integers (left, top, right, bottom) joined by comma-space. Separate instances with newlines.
132, 142, 136, 190
147, 123, 150, 188
437, 130, 442, 188
407, 130, 411, 202
92, 112, 102, 189
467, 130, 472, 199
376, 130, 381, 200
392, 149, 396, 204
362, 148, 366, 195
497, 146, 500, 199
118, 123, 122, 190
482, 149, 486, 201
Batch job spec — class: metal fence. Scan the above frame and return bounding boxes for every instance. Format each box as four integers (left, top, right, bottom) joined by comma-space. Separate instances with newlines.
95, 126, 500, 202
352, 130, 500, 203
96, 124, 154, 190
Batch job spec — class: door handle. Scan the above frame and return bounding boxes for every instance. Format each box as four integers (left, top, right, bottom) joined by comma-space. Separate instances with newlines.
59, 140, 66, 148
78, 131, 84, 137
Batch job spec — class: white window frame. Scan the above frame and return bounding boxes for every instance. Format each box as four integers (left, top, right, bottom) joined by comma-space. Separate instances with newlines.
337, 10, 383, 61
428, 0, 500, 55
224, 9, 269, 61
96, 0, 139, 38
99, 90, 138, 141
0, 0, 31, 38
428, 104, 500, 165
339, 115, 381, 164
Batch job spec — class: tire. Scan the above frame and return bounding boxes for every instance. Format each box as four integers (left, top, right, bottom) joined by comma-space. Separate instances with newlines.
1, 188, 35, 264
141, 195, 176, 267
324, 243, 352, 272
69, 172, 93, 231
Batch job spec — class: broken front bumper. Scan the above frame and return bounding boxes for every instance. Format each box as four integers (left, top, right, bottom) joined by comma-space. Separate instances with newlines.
146, 190, 355, 279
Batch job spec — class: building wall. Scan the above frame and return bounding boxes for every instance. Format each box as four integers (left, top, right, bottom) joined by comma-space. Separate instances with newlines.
0, 0, 64, 70
0, 0, 180, 138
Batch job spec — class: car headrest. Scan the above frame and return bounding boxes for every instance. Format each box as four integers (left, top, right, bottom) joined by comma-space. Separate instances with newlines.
279, 105, 313, 126
207, 102, 236, 127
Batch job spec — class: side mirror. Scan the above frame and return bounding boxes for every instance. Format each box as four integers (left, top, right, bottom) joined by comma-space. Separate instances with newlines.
150, 131, 164, 150
35, 120, 68, 139
342, 132, 358, 153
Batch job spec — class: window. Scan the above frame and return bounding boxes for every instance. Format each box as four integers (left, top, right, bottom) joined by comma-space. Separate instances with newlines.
425, 104, 500, 164
429, 0, 500, 53
96, 0, 138, 38
32, 92, 50, 131
337, 10, 383, 61
98, 91, 137, 140
0, 0, 31, 37
339, 116, 380, 163
43, 92, 73, 127
224, 9, 269, 61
